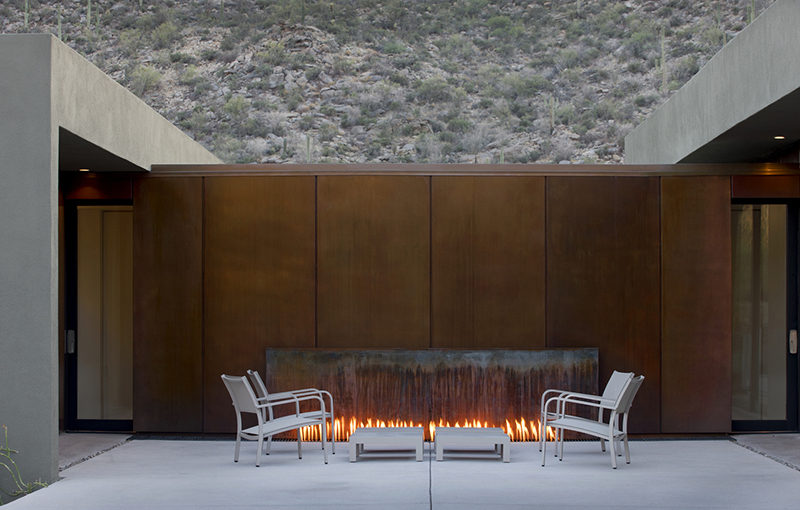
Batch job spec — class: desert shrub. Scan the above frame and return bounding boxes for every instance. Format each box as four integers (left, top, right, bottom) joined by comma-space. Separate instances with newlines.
118, 29, 143, 57
220, 34, 237, 51
170, 52, 196, 64
382, 39, 406, 54
257, 42, 286, 66
179, 66, 203, 86
415, 78, 452, 103
287, 52, 314, 70
200, 48, 219, 61
330, 57, 353, 76
299, 114, 315, 130
318, 122, 338, 142
305, 66, 322, 81
626, 29, 657, 59
285, 89, 303, 111
415, 134, 443, 162
499, 73, 551, 99
152, 21, 179, 49
634, 94, 659, 107
224, 95, 249, 120
128, 65, 161, 96
558, 49, 580, 69
239, 117, 271, 138
672, 55, 699, 82
437, 34, 475, 61
555, 104, 576, 125
592, 100, 618, 121
389, 72, 409, 86
461, 123, 494, 154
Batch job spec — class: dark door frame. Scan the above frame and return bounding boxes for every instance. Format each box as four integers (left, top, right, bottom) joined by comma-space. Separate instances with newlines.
731, 199, 799, 432
63, 199, 134, 432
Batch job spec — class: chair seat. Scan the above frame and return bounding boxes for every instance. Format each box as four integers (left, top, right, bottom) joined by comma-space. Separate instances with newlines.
549, 415, 623, 439
241, 413, 324, 439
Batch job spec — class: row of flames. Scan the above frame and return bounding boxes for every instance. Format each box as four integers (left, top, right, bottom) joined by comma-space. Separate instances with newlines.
297, 417, 556, 442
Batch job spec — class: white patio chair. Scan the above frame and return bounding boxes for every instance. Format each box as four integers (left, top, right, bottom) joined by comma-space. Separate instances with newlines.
539, 370, 633, 452
220, 374, 329, 466
541, 375, 644, 469
246, 369, 336, 454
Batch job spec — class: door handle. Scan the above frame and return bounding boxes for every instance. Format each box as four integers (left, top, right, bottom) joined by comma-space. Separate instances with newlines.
790, 329, 798, 355
66, 330, 76, 354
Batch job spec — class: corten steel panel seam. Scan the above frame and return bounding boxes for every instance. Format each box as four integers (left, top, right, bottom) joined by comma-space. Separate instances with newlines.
659, 177, 663, 434
429, 176, 433, 349
316, 176, 321, 350
201, 176, 206, 433
150, 163, 800, 177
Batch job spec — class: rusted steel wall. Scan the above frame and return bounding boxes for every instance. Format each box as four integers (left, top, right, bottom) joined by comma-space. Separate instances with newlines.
264, 348, 597, 437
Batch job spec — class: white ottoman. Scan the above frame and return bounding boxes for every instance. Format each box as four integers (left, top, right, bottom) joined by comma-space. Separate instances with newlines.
348, 427, 424, 462
434, 427, 510, 462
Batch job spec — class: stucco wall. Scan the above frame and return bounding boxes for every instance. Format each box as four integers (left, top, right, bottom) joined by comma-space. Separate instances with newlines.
0, 33, 59, 492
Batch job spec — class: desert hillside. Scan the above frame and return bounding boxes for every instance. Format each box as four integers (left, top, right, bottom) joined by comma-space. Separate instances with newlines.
1, 0, 776, 163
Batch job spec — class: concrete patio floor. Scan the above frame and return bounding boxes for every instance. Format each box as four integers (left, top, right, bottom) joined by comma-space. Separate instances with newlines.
7, 437, 800, 509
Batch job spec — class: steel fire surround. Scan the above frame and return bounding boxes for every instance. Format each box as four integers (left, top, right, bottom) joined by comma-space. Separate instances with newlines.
264, 348, 598, 441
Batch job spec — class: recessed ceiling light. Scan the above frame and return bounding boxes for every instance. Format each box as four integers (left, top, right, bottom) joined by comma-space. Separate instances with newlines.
79, 168, 90, 172
774, 135, 786, 140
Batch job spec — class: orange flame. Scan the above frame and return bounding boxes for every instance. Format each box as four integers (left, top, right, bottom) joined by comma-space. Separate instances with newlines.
297, 417, 555, 442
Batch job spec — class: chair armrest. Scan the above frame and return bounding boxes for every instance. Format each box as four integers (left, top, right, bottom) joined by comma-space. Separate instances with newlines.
267, 389, 334, 416
540, 389, 600, 415
544, 393, 610, 420
258, 393, 326, 417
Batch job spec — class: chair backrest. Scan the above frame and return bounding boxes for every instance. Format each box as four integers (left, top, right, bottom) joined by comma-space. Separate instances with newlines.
221, 374, 260, 415
601, 370, 634, 401
614, 375, 644, 414
246, 369, 270, 399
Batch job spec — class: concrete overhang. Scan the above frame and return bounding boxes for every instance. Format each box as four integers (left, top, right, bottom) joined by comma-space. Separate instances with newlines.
44, 33, 221, 171
624, 0, 800, 164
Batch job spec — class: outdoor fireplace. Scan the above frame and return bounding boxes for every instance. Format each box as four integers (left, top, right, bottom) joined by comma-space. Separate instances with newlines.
264, 348, 598, 442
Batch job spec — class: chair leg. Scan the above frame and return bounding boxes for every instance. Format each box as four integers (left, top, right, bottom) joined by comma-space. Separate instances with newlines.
624, 435, 631, 464
256, 435, 263, 467
265, 436, 272, 455
296, 428, 303, 459
321, 421, 329, 464
234, 434, 241, 463
554, 428, 560, 457
600, 438, 606, 452
609, 435, 617, 469
558, 432, 564, 461
538, 421, 543, 452
541, 432, 547, 466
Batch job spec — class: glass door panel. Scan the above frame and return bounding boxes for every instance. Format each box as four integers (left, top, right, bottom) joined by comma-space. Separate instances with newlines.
732, 204, 788, 423
76, 206, 133, 421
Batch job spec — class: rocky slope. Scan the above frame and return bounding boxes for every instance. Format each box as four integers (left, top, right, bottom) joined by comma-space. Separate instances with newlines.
2, 0, 776, 164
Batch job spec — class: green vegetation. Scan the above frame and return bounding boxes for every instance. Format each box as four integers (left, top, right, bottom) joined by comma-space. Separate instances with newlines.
128, 65, 161, 96
1, 425, 47, 503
